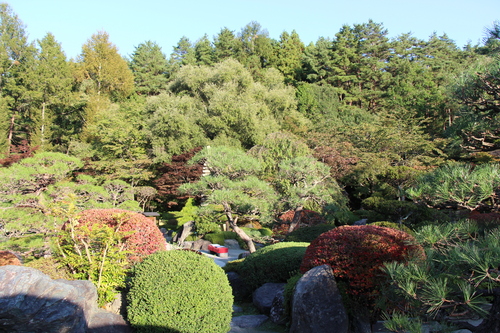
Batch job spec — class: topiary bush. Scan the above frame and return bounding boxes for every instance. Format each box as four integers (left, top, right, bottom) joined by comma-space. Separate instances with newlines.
285, 224, 337, 242
127, 250, 233, 333
237, 241, 310, 291
75, 209, 166, 262
300, 225, 424, 302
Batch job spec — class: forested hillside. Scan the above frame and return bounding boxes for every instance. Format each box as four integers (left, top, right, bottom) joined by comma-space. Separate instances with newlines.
1, 0, 499, 232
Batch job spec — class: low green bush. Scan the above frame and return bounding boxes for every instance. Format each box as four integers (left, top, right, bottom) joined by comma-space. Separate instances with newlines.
285, 224, 336, 242
127, 250, 233, 333
258, 227, 273, 237
369, 221, 414, 235
237, 242, 309, 291
204, 231, 237, 245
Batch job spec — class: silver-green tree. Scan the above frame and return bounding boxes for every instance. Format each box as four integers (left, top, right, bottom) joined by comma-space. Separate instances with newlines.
179, 146, 277, 253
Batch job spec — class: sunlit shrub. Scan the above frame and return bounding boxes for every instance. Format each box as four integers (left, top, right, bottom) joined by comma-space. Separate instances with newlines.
127, 250, 233, 333
300, 225, 424, 301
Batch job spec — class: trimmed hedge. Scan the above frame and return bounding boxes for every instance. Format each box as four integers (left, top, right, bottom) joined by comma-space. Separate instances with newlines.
204, 231, 238, 245
236, 241, 310, 291
127, 250, 233, 333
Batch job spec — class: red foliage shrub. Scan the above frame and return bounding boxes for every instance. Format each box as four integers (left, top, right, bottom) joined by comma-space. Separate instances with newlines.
0, 140, 38, 167
300, 225, 424, 299
0, 251, 22, 266
273, 209, 326, 235
76, 209, 166, 262
468, 210, 500, 227
153, 147, 203, 209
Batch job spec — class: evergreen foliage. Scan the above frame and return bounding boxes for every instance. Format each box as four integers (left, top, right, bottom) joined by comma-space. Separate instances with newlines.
235, 241, 310, 291
127, 250, 233, 333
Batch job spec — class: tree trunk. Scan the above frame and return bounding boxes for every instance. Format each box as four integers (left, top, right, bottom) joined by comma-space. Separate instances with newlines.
288, 205, 304, 234
174, 221, 195, 246
222, 203, 256, 253
473, 289, 500, 333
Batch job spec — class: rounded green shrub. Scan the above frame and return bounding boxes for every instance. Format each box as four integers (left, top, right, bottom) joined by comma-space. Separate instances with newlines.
285, 224, 336, 242
237, 241, 309, 291
369, 221, 414, 236
127, 250, 233, 333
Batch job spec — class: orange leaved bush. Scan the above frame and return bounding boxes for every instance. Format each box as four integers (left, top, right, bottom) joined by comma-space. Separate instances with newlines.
76, 209, 166, 262
300, 225, 424, 298
273, 209, 326, 235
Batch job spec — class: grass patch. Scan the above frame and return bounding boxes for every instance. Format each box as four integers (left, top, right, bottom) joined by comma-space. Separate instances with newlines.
0, 234, 45, 252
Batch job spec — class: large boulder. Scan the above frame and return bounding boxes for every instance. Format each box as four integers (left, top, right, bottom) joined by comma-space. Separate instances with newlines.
226, 271, 252, 301
252, 283, 286, 315
0, 265, 130, 333
290, 265, 348, 333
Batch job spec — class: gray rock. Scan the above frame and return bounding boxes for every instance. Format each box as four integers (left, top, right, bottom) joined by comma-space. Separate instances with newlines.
231, 314, 269, 329
253, 283, 286, 315
0, 265, 130, 333
226, 271, 252, 301
238, 251, 251, 259
192, 239, 212, 251
269, 288, 287, 325
290, 265, 348, 333
224, 239, 241, 249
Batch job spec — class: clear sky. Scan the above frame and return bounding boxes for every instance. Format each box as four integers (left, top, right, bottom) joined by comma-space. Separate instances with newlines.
6, 0, 500, 60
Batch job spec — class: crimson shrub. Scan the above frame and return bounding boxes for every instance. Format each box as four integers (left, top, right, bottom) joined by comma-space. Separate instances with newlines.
76, 209, 166, 262
300, 225, 423, 299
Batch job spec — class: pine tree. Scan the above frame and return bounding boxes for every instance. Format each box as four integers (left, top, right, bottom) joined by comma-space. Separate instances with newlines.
29, 33, 74, 151
194, 34, 214, 66
129, 40, 168, 96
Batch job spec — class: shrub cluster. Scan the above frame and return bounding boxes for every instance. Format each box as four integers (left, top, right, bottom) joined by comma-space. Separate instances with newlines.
76, 209, 166, 262
127, 250, 233, 333
273, 209, 326, 235
204, 231, 238, 245
285, 224, 336, 242
236, 241, 310, 291
300, 225, 424, 300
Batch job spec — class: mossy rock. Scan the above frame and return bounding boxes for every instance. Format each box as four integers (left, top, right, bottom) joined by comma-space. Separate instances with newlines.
285, 224, 336, 242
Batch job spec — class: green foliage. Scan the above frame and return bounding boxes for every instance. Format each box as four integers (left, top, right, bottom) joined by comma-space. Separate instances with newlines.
204, 231, 238, 245
369, 221, 414, 235
284, 273, 303, 320
75, 31, 134, 100
407, 162, 500, 210
55, 219, 130, 306
168, 197, 198, 228
129, 40, 168, 96
285, 224, 336, 242
0, 233, 45, 252
360, 196, 447, 226
383, 220, 500, 327
237, 242, 309, 291
127, 250, 233, 333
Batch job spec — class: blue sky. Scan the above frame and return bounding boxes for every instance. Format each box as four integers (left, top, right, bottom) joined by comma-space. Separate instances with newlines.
7, 0, 500, 60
